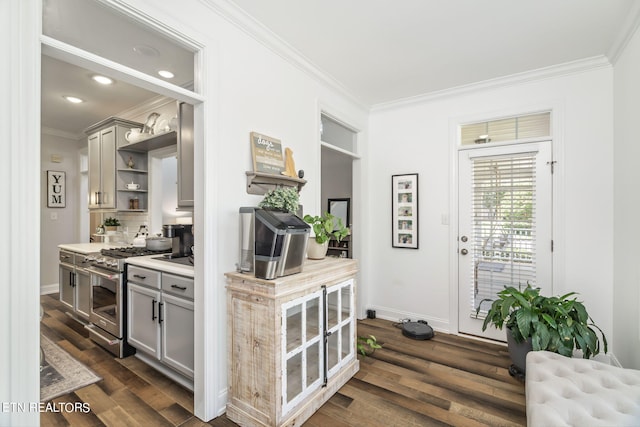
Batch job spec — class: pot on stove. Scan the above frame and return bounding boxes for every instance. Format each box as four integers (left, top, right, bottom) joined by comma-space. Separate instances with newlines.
146, 236, 172, 251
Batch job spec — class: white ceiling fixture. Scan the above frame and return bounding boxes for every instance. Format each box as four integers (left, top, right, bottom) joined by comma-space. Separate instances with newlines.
63, 95, 84, 103
92, 75, 113, 85
158, 70, 175, 79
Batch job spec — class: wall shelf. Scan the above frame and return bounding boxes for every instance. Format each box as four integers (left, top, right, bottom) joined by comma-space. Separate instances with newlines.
245, 171, 306, 195
117, 130, 177, 152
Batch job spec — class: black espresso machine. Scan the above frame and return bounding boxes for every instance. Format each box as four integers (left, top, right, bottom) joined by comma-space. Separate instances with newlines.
163, 224, 194, 258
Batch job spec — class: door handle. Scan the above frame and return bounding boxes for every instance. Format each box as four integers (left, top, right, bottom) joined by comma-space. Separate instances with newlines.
152, 299, 157, 320
460, 249, 469, 255
158, 302, 164, 324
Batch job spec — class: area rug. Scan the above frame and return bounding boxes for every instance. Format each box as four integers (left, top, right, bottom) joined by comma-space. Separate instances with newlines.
40, 334, 101, 402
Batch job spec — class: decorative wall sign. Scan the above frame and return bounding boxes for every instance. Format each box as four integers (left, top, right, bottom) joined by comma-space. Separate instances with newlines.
250, 132, 285, 174
47, 170, 66, 208
392, 173, 418, 248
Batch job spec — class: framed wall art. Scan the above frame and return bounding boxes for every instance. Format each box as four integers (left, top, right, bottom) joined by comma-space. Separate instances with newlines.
47, 170, 66, 208
392, 173, 418, 248
250, 132, 285, 174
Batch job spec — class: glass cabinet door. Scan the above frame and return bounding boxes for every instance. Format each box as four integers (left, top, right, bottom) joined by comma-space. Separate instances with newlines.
325, 279, 355, 378
281, 289, 324, 415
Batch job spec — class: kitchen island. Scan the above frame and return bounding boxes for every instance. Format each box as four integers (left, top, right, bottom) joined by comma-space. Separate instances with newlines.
225, 257, 358, 427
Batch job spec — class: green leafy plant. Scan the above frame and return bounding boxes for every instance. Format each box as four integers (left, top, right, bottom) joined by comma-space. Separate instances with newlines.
103, 217, 120, 227
303, 212, 350, 244
477, 284, 607, 358
357, 335, 382, 357
258, 187, 300, 213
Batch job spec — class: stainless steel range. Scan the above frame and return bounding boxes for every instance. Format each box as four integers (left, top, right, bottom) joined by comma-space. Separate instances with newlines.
85, 246, 170, 357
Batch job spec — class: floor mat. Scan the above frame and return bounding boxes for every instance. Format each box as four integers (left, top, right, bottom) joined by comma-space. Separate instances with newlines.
40, 334, 101, 402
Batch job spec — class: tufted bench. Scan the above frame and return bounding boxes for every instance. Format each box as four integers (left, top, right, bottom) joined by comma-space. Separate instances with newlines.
526, 351, 640, 426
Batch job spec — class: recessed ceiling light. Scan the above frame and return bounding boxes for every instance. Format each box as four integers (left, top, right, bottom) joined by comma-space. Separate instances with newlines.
158, 70, 174, 79
132, 44, 159, 57
92, 75, 113, 85
64, 96, 84, 104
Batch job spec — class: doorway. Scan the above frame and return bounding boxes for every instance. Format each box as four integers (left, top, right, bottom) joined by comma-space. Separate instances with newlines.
457, 141, 553, 341
320, 113, 359, 258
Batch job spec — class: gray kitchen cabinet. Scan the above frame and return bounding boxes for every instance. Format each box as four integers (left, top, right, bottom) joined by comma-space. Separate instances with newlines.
85, 117, 142, 210
58, 249, 92, 321
75, 268, 92, 319
59, 260, 74, 309
127, 282, 161, 358
177, 102, 194, 209
127, 265, 194, 380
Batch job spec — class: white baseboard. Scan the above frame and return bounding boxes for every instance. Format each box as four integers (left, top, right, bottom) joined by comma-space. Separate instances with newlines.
41, 283, 59, 295
366, 304, 450, 334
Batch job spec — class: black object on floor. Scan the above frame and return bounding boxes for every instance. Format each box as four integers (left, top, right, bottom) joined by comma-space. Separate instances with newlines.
508, 364, 526, 382
402, 320, 434, 340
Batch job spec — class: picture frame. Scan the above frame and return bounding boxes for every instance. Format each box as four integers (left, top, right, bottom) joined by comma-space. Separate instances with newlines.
392, 173, 418, 248
250, 132, 285, 174
328, 198, 350, 230
47, 170, 66, 208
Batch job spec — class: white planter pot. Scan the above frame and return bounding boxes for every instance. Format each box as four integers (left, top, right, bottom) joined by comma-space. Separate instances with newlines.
307, 238, 329, 259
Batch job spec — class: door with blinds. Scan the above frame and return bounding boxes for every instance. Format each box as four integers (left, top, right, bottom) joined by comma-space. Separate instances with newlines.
458, 141, 552, 341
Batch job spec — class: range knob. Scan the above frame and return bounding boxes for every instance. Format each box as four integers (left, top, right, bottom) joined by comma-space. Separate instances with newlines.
96, 257, 105, 264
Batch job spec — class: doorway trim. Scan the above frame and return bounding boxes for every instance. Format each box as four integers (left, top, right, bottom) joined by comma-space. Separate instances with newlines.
317, 102, 366, 317
38, 1, 219, 421
448, 102, 565, 339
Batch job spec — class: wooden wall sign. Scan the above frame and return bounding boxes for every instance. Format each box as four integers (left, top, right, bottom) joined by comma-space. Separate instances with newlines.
47, 170, 66, 208
250, 132, 285, 174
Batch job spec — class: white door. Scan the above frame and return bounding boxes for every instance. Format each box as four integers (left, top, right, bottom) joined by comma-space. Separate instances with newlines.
458, 141, 553, 341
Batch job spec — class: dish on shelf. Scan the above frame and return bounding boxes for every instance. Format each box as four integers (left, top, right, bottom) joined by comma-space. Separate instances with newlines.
153, 115, 170, 134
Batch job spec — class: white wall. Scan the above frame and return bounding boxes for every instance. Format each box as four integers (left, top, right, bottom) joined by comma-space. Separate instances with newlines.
115, 0, 370, 418
40, 131, 84, 292
367, 66, 615, 351
613, 25, 640, 369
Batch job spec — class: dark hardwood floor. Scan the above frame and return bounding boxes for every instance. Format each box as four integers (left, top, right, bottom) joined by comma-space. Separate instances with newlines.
40, 294, 525, 426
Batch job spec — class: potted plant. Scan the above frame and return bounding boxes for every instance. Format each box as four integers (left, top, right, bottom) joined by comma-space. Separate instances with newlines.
258, 187, 299, 213
303, 212, 350, 259
477, 284, 608, 376
357, 335, 382, 357
103, 217, 121, 232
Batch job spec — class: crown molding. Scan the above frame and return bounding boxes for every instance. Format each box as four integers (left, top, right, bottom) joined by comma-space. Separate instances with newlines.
116, 94, 175, 120
371, 55, 612, 113
607, 1, 640, 64
199, 0, 369, 111
41, 126, 83, 141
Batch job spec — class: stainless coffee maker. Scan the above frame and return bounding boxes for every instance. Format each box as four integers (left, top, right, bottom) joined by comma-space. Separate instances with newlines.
163, 224, 194, 258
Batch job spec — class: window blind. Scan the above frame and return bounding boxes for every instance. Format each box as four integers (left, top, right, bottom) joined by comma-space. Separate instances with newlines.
470, 153, 537, 316
461, 112, 550, 145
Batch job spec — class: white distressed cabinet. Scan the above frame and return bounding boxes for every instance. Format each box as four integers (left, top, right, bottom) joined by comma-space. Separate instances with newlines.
225, 258, 359, 427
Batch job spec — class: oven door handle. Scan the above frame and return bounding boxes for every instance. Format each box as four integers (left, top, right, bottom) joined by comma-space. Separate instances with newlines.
84, 324, 119, 345
87, 267, 120, 281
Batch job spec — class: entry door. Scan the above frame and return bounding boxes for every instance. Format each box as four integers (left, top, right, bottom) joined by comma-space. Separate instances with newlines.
458, 141, 552, 341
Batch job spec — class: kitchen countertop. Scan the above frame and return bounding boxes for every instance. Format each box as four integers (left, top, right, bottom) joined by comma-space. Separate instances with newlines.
126, 255, 194, 278
58, 242, 118, 254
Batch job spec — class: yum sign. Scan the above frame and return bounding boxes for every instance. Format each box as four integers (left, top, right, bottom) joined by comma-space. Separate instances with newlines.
47, 170, 66, 208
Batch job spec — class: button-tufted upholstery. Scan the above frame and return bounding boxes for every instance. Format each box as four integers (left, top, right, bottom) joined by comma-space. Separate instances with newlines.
526, 351, 640, 427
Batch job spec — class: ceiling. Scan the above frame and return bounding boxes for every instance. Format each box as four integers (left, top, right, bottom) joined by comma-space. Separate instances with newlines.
42, 0, 637, 136
229, 0, 637, 105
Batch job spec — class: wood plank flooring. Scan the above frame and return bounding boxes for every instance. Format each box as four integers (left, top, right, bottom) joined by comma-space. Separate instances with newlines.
40, 294, 525, 426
